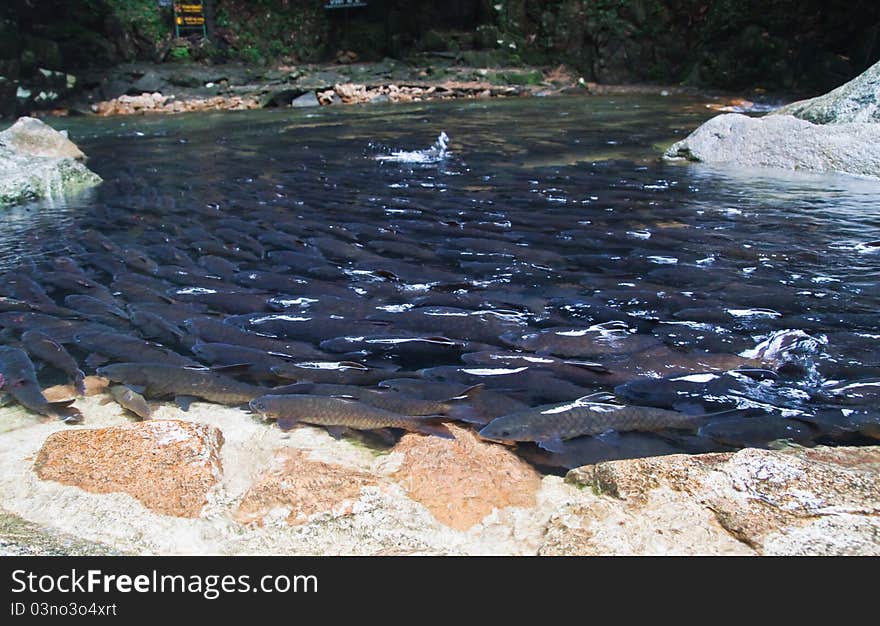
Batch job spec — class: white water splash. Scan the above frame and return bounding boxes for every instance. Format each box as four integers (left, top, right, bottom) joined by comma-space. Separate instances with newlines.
375, 132, 450, 164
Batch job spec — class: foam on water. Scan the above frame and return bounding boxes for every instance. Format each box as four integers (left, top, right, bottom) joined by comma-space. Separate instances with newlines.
375, 131, 450, 164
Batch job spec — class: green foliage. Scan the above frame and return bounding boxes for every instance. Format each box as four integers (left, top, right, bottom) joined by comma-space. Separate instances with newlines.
169, 45, 190, 61
214, 0, 327, 63
106, 0, 168, 45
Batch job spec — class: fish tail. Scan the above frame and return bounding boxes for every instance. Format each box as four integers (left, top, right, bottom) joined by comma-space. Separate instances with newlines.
74, 370, 86, 395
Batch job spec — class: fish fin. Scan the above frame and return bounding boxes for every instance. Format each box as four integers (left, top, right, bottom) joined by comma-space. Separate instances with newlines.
269, 382, 313, 394
59, 409, 83, 424
210, 363, 256, 374
324, 425, 351, 440
85, 353, 108, 368
372, 428, 399, 445
175, 395, 198, 411
276, 416, 301, 431
672, 401, 709, 415
537, 437, 566, 453
337, 361, 370, 371
576, 392, 617, 403
734, 368, 779, 381
563, 360, 611, 374
126, 384, 147, 395
446, 383, 485, 402
74, 370, 86, 395
48, 400, 82, 424
412, 419, 454, 439
595, 430, 621, 446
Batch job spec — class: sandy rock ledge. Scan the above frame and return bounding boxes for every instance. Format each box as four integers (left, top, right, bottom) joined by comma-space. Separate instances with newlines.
1, 395, 878, 555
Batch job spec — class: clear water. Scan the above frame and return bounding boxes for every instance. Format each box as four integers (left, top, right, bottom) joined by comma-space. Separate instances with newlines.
2, 95, 879, 471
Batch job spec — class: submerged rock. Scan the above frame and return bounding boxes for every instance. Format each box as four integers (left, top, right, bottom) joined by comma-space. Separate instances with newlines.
33, 420, 224, 518
235, 449, 379, 526
0, 116, 102, 205
664, 113, 880, 178
772, 59, 880, 124
390, 423, 542, 530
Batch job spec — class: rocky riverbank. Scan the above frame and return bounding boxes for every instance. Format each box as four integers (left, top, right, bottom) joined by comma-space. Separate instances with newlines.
31, 60, 713, 118
1, 386, 877, 556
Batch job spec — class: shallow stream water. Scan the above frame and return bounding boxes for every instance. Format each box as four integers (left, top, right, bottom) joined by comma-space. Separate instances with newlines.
2, 95, 879, 471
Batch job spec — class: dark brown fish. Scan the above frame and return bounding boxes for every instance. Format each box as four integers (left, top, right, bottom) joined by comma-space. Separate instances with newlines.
479, 395, 704, 452
96, 362, 269, 405
249, 394, 452, 438
74, 331, 197, 367
0, 346, 80, 421
21, 330, 85, 394
275, 382, 483, 416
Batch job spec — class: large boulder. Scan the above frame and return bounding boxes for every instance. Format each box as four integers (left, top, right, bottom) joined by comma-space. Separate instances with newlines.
772, 59, 880, 124
665, 61, 880, 178
0, 116, 102, 205
663, 113, 880, 178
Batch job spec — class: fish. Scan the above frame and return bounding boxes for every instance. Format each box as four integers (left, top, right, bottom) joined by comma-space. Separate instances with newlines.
170, 289, 273, 314
127, 307, 186, 345
0, 346, 80, 421
121, 247, 159, 274
697, 415, 817, 447
96, 363, 271, 405
501, 322, 659, 358
21, 330, 85, 394
248, 394, 453, 438
109, 384, 152, 419
74, 331, 198, 367
274, 382, 484, 416
270, 361, 409, 386
183, 317, 332, 360
64, 294, 130, 326
478, 395, 707, 452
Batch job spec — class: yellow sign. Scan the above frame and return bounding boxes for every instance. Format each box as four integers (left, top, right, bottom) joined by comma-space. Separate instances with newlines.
175, 3, 204, 12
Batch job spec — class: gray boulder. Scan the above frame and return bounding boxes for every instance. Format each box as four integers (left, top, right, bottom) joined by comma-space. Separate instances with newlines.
0, 116, 102, 205
291, 92, 320, 108
664, 113, 880, 178
772, 59, 880, 124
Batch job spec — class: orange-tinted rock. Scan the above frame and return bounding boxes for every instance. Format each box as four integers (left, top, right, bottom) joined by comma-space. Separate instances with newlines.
33, 420, 223, 518
42, 376, 107, 403
235, 449, 378, 526
391, 424, 541, 530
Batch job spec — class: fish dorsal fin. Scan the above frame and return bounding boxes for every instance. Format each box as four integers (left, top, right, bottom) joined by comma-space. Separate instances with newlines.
563, 360, 611, 374
576, 392, 617, 404
447, 383, 485, 402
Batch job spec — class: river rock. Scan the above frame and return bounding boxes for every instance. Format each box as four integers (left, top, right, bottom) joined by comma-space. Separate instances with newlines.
291, 91, 320, 108
773, 59, 880, 124
663, 113, 880, 178
549, 446, 880, 555
389, 424, 542, 530
0, 116, 102, 205
33, 420, 224, 518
